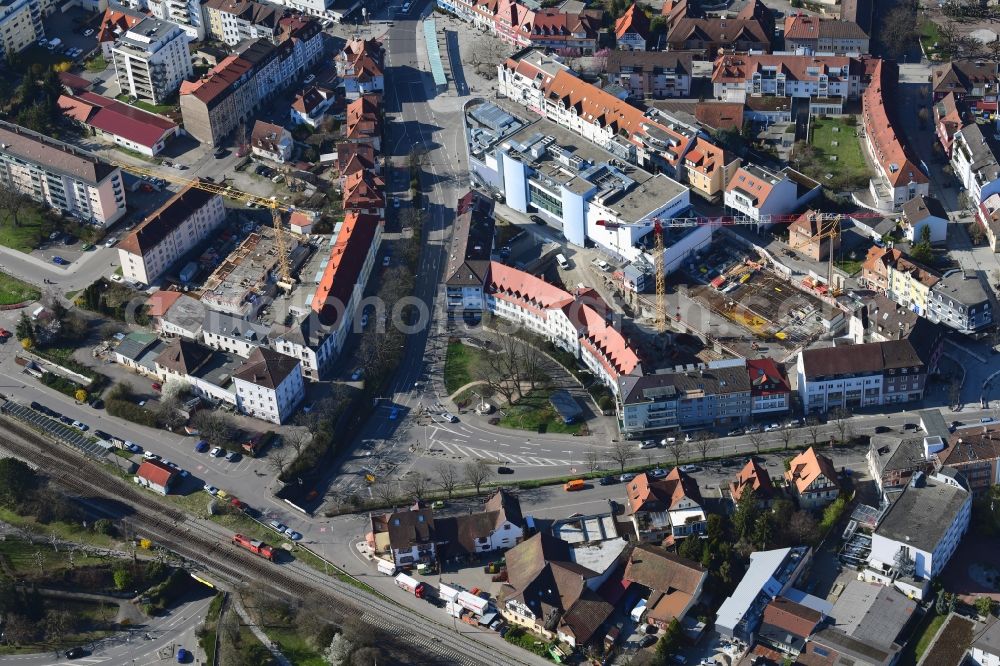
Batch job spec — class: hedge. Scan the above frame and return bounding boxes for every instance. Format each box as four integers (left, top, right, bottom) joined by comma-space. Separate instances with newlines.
39, 372, 87, 399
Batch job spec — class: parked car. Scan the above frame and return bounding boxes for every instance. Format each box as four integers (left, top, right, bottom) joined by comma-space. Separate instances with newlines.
764, 423, 781, 432
194, 440, 209, 453
52, 256, 67, 265
59, 416, 74, 425
648, 468, 668, 479
284, 528, 302, 541
125, 442, 141, 453
83, 28, 94, 36
388, 407, 400, 420
639, 439, 657, 449
874, 426, 892, 434
304, 73, 316, 84
497, 466, 514, 474
0, 328, 11, 339
679, 465, 700, 473
64, 647, 86, 659
599, 476, 617, 486
210, 446, 224, 457
382, 255, 391, 267
143, 451, 159, 460
619, 472, 636, 483
268, 520, 287, 533
351, 368, 363, 381
225, 451, 241, 462
203, 485, 219, 496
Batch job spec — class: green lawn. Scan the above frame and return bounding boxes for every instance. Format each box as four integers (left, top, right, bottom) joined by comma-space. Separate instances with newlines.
0, 507, 118, 550
265, 628, 326, 666
920, 19, 943, 56
444, 341, 489, 394
0, 271, 39, 305
0, 205, 52, 252
806, 118, 872, 191
0, 535, 110, 576
498, 388, 583, 435
913, 612, 947, 662
85, 54, 108, 72
115, 94, 176, 115
835, 259, 863, 276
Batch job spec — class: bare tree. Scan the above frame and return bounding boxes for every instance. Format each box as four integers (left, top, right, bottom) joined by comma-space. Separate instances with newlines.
664, 437, 686, 467
805, 416, 822, 447
463, 458, 493, 496
432, 461, 459, 499
949, 379, 963, 410
583, 447, 602, 474
608, 440, 636, 473
880, 4, 918, 59
830, 407, 853, 445
694, 431, 714, 462
266, 447, 289, 477
284, 430, 311, 459
373, 479, 400, 506
401, 472, 430, 502
779, 426, 793, 451
746, 429, 765, 455
0, 184, 28, 228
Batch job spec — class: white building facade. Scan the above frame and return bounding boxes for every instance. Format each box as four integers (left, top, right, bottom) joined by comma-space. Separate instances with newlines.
112, 17, 193, 105
233, 349, 305, 424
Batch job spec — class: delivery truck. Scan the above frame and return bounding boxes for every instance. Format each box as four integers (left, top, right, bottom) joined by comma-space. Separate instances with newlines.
395, 573, 427, 598
377, 558, 397, 576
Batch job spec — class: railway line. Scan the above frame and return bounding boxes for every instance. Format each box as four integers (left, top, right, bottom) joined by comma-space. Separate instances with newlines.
0, 415, 537, 666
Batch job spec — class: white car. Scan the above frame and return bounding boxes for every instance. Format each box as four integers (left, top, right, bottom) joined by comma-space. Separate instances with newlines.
203, 484, 219, 496
638, 439, 657, 449
268, 520, 287, 533
661, 437, 676, 444
109, 274, 123, 282
284, 528, 302, 541
764, 423, 781, 432
304, 73, 316, 84
105, 236, 119, 248
210, 446, 224, 457
143, 451, 159, 460
393, 198, 400, 208
679, 465, 700, 473
71, 420, 88, 431
441, 411, 458, 423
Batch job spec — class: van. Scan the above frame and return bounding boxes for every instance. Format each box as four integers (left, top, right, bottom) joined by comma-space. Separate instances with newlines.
377, 558, 397, 576
31, 306, 44, 320
563, 479, 585, 492
556, 253, 570, 269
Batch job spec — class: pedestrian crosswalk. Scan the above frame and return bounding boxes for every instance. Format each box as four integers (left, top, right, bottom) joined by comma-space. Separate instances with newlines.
428, 439, 578, 467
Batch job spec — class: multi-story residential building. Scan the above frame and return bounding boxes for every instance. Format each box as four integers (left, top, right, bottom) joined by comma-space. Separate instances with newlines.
466, 102, 694, 265
847, 293, 945, 345
932, 60, 1000, 116
488, 262, 641, 393
950, 122, 1000, 204
867, 434, 936, 494
757, 597, 823, 660
445, 190, 494, 320
667, 16, 770, 57
625, 469, 706, 545
936, 426, 1000, 498
724, 163, 821, 223
623, 545, 707, 630
334, 141, 377, 190
933, 92, 964, 158
617, 360, 752, 436
233, 347, 304, 424
603, 51, 693, 99
0, 0, 42, 60
146, 0, 204, 39
862, 60, 929, 211
202, 312, 269, 358
290, 86, 335, 127
796, 340, 927, 413
203, 0, 283, 46
309, 211, 383, 364
497, 51, 701, 177
979, 192, 1000, 252
900, 194, 948, 244
787, 209, 841, 261
784, 446, 840, 509
335, 37, 384, 99
0, 121, 126, 227
344, 93, 382, 151
970, 619, 1000, 666
368, 506, 439, 566
98, 6, 145, 59
927, 269, 993, 336
342, 168, 384, 216
435, 489, 525, 557
250, 120, 293, 162
712, 54, 865, 104
729, 459, 777, 507
868, 470, 971, 579
782, 16, 869, 54
442, 0, 603, 54
746, 358, 791, 415
614, 2, 648, 51
112, 17, 192, 105
683, 137, 741, 203
862, 246, 939, 316
117, 182, 226, 285
180, 20, 321, 145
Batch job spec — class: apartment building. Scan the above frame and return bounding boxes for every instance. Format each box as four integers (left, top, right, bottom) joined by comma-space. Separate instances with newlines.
868, 470, 971, 579
796, 340, 927, 413
782, 16, 869, 54
787, 209, 841, 261
250, 120, 292, 162
290, 86, 335, 127
666, 16, 770, 56
147, 0, 204, 39
784, 447, 840, 509
233, 347, 304, 424
951, 122, 1000, 205
625, 469, 707, 544
900, 194, 948, 244
747, 358, 791, 415
180, 21, 321, 145
442, 0, 602, 54
614, 3, 648, 51
117, 182, 226, 285
112, 17, 192, 105
932, 60, 1000, 116
603, 51, 692, 99
724, 163, 821, 223
203, 0, 284, 46
0, 0, 42, 60
712, 54, 866, 104
445, 190, 494, 319
937, 426, 1000, 498
202, 311, 270, 358
926, 269, 993, 336
97, 5, 144, 59
618, 360, 752, 436
862, 60, 929, 211
344, 93, 381, 151
466, 102, 693, 264
979, 192, 1000, 252
683, 138, 741, 203
866, 434, 936, 494
0, 121, 126, 227
335, 37, 384, 99
933, 92, 964, 158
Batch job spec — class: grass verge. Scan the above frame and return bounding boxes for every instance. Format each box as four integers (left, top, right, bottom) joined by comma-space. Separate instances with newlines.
0, 270, 40, 305
0, 506, 118, 549
444, 341, 488, 394
0, 205, 52, 252
497, 388, 582, 435
264, 627, 326, 666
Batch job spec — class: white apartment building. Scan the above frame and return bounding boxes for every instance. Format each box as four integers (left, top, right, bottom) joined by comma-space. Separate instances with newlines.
203, 0, 284, 46
868, 471, 970, 580
724, 164, 819, 223
711, 54, 865, 103
270, 310, 331, 381
971, 620, 1000, 666
233, 347, 304, 424
0, 121, 126, 227
951, 122, 1000, 205
112, 17, 193, 105
147, 0, 204, 39
202, 311, 270, 358
118, 183, 226, 285
0, 0, 42, 60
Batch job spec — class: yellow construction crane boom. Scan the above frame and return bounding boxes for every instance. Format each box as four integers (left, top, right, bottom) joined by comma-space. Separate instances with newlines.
110, 160, 296, 287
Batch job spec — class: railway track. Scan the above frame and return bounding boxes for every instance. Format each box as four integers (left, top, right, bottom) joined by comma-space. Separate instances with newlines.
0, 415, 538, 666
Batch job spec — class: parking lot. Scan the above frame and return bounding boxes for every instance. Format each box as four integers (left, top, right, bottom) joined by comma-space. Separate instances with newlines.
2, 399, 108, 458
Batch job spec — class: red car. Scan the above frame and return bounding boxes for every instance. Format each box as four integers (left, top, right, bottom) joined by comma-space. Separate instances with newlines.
0, 328, 10, 339
151, 382, 162, 392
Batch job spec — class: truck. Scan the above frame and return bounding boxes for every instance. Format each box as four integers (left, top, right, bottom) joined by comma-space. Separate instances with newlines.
377, 558, 397, 576
395, 573, 427, 598
232, 534, 275, 561
456, 590, 489, 616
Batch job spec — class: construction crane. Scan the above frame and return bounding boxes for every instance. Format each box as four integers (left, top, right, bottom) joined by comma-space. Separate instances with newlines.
597, 210, 893, 334
109, 160, 297, 288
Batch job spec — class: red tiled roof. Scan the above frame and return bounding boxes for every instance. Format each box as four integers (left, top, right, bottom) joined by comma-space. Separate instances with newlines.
343, 169, 384, 209
312, 213, 381, 326
615, 3, 649, 40
712, 54, 862, 85
488, 261, 573, 318
726, 166, 776, 205
292, 86, 333, 114
730, 459, 775, 502
59, 92, 176, 149
746, 357, 790, 396
695, 102, 744, 131
685, 137, 734, 176
862, 59, 929, 187
137, 460, 174, 488
145, 290, 183, 317
784, 447, 839, 495
58, 72, 92, 93
626, 468, 701, 515
98, 6, 144, 44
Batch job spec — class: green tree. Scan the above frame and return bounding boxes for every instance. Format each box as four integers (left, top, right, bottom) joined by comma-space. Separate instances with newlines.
15, 311, 34, 343
977, 596, 996, 617
752, 514, 773, 550
0, 458, 38, 508
112, 566, 133, 591
678, 535, 704, 561
732, 486, 759, 543
911, 225, 934, 265
820, 496, 848, 531
653, 618, 684, 665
